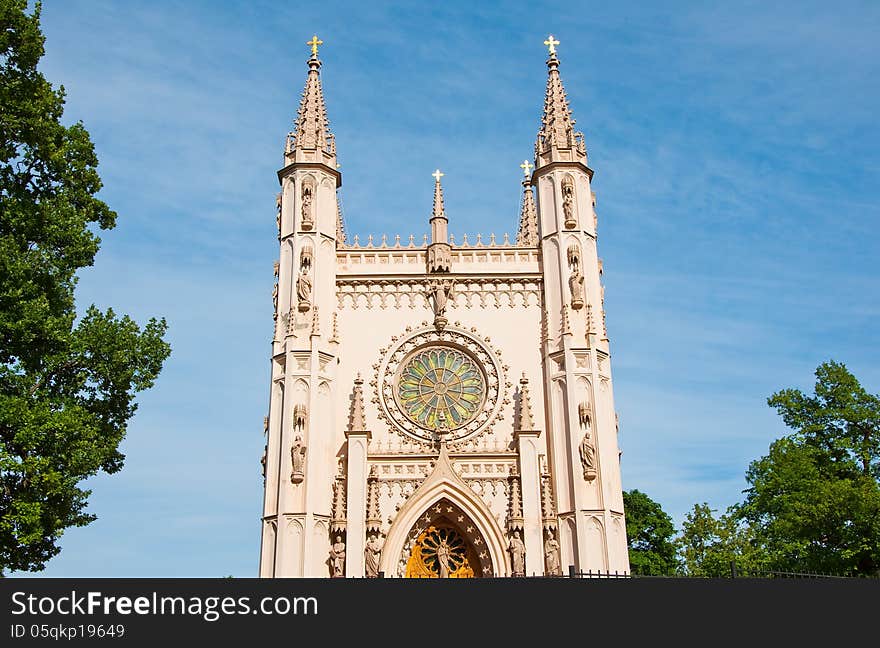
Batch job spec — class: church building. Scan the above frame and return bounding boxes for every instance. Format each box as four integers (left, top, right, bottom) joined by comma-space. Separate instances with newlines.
259, 35, 630, 578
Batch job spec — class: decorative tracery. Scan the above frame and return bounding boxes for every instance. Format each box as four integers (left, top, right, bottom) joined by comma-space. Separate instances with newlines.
397, 347, 485, 431
405, 525, 474, 578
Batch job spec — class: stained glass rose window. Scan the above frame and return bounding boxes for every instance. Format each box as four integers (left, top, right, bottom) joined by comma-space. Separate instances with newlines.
396, 346, 485, 431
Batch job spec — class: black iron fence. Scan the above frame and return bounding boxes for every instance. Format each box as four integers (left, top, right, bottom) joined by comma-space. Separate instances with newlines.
565, 561, 862, 579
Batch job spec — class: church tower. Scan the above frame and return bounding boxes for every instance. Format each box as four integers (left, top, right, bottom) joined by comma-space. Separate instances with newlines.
259, 35, 629, 578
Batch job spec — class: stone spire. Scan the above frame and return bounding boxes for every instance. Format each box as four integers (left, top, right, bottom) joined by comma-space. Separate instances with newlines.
310, 306, 320, 338
331, 475, 346, 534
508, 475, 524, 532
427, 169, 451, 273
349, 374, 367, 432
366, 467, 381, 535
516, 161, 539, 246
285, 36, 337, 166
516, 373, 536, 430
534, 36, 586, 168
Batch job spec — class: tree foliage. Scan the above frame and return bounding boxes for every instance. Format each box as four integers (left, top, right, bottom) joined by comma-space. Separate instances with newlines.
622, 489, 678, 575
676, 503, 765, 577
0, 1, 170, 574
738, 361, 880, 576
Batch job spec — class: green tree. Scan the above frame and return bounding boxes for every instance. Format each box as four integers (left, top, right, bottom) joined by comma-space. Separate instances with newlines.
0, 1, 170, 574
622, 489, 678, 575
738, 361, 880, 576
677, 503, 765, 577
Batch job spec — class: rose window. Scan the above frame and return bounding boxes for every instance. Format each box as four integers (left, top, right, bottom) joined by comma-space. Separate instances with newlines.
396, 347, 485, 431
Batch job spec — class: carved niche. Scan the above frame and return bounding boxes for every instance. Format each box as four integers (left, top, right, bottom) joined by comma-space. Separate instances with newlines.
577, 401, 597, 482
567, 243, 585, 310
300, 178, 315, 231
562, 176, 577, 229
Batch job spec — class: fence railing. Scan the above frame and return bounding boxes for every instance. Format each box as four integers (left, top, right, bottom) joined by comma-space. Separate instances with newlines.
565, 561, 860, 579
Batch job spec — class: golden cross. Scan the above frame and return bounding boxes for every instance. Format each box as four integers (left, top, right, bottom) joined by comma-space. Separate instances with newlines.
307, 34, 323, 57
520, 160, 534, 177
432, 169, 444, 182
544, 34, 560, 55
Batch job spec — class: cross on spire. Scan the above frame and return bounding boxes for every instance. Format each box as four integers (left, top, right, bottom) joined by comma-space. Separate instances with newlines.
520, 160, 534, 177
432, 169, 444, 182
544, 34, 560, 55
307, 34, 323, 57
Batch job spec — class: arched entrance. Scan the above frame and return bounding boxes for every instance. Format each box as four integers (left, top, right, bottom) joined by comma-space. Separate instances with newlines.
377, 445, 509, 577
402, 499, 490, 578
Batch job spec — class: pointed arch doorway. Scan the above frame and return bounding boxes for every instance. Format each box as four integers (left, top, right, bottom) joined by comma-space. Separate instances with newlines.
402, 498, 492, 578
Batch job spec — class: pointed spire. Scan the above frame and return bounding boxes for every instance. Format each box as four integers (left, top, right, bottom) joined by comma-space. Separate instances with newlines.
534, 35, 586, 167
336, 197, 346, 244
508, 475, 524, 532
561, 305, 572, 336
517, 373, 536, 430
310, 306, 320, 338
329, 312, 340, 344
431, 169, 448, 224
541, 473, 558, 531
516, 161, 539, 246
285, 36, 337, 165
331, 475, 346, 534
350, 374, 367, 432
366, 467, 381, 535
427, 169, 451, 273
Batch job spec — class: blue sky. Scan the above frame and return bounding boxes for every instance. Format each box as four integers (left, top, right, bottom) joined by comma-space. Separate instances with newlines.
17, 0, 879, 576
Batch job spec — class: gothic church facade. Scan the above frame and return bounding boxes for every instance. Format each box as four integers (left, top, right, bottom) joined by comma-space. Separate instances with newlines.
259, 36, 630, 578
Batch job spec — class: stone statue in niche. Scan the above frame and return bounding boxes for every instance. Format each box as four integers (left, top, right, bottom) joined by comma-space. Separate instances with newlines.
508, 531, 526, 576
329, 536, 346, 577
296, 270, 312, 312
273, 261, 280, 279
260, 444, 267, 480
579, 432, 597, 481
562, 177, 577, 229
290, 435, 307, 484
364, 534, 382, 578
300, 183, 314, 231
568, 266, 585, 310
567, 243, 584, 310
271, 282, 279, 319
544, 529, 561, 575
296, 245, 314, 312
578, 401, 597, 481
428, 278, 454, 330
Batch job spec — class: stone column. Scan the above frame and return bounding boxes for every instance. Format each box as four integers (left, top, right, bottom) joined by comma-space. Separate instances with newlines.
344, 430, 370, 577
515, 430, 543, 576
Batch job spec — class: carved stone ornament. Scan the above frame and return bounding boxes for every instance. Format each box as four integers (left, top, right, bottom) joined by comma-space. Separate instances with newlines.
508, 530, 526, 577
329, 535, 346, 577
578, 401, 597, 481
290, 435, 307, 484
569, 267, 585, 310
374, 324, 508, 445
296, 270, 312, 312
300, 245, 313, 272
544, 528, 562, 575
364, 534, 382, 578
300, 181, 314, 231
275, 192, 282, 240
562, 176, 576, 229
427, 278, 455, 330
289, 404, 307, 484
